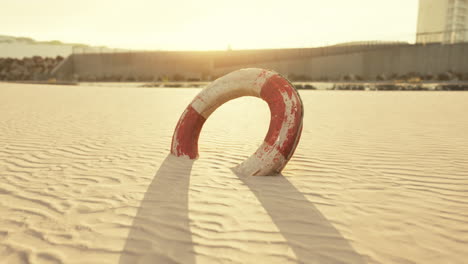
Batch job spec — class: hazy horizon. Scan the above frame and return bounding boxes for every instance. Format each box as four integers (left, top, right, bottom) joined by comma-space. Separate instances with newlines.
1, 0, 419, 51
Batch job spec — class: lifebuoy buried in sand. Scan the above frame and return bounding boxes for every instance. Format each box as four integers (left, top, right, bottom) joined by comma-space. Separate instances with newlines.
171, 68, 303, 176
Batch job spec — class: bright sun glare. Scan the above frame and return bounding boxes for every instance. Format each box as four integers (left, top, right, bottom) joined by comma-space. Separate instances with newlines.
1, 0, 418, 50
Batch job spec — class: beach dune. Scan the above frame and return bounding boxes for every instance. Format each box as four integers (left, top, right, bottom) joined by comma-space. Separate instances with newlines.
1, 83, 467, 263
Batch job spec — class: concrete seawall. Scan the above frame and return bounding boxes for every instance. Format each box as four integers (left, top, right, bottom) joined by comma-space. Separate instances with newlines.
213, 43, 468, 79
53, 43, 468, 81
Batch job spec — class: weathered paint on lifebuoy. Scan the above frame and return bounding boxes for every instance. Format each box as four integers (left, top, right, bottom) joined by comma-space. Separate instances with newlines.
171, 68, 303, 176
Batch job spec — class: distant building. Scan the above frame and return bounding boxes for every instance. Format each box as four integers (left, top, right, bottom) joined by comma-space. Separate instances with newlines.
416, 0, 468, 44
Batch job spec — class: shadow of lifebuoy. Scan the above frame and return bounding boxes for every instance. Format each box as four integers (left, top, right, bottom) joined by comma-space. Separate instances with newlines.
235, 171, 366, 264
119, 155, 196, 264
120, 154, 365, 263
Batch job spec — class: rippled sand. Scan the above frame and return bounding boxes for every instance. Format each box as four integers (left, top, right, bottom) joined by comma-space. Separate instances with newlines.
1, 82, 467, 264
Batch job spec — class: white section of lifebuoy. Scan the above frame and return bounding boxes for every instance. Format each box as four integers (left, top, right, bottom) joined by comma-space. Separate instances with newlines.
191, 68, 276, 118
234, 142, 287, 176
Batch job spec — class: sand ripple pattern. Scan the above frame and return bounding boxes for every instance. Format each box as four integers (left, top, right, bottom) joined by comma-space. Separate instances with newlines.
1, 83, 468, 263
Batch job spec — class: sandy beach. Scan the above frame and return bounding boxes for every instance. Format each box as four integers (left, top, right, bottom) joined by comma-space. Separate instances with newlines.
1, 82, 467, 263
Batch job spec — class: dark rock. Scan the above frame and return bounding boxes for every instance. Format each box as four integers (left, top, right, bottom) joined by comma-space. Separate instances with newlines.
376, 74, 387, 81
0, 56, 64, 81
304, 84, 316, 90
438, 72, 453, 81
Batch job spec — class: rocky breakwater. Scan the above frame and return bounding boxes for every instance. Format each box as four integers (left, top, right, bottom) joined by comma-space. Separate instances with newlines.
0, 56, 64, 81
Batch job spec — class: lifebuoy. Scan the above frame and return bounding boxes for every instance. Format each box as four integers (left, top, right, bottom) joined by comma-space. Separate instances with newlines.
171, 68, 303, 176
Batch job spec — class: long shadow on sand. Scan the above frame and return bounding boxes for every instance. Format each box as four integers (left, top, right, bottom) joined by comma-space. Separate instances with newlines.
119, 154, 195, 264
236, 172, 366, 264
120, 154, 364, 263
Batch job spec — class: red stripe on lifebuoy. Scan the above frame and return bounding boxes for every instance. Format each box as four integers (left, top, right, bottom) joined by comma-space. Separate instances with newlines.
261, 74, 302, 158
171, 106, 206, 159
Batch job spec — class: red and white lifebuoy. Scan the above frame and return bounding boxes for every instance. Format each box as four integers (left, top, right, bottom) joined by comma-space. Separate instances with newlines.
171, 68, 303, 176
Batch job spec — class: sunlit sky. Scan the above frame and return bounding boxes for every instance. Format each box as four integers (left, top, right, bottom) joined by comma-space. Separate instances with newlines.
1, 0, 419, 50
